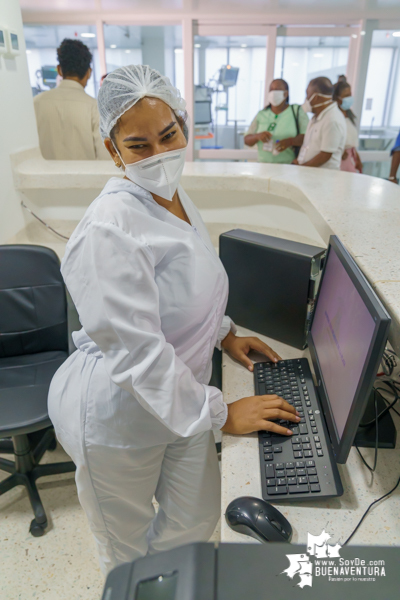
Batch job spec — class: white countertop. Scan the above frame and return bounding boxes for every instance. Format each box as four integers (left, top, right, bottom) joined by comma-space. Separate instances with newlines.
221, 325, 400, 547
9, 151, 400, 549
12, 153, 399, 352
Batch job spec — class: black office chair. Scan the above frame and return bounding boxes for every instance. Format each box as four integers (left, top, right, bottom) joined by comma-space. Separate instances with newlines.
0, 245, 76, 537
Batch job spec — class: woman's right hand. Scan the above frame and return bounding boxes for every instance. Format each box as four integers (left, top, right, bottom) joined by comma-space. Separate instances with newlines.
221, 395, 300, 436
257, 131, 272, 143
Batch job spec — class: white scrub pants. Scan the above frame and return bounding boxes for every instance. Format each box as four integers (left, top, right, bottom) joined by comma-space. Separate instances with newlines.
48, 349, 221, 575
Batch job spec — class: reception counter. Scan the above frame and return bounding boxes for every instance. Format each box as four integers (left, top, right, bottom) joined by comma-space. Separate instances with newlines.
7, 150, 400, 549
10, 149, 400, 354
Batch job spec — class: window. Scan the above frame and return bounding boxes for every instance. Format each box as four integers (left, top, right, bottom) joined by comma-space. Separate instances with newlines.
359, 30, 400, 158
274, 36, 350, 105
194, 35, 267, 150
361, 30, 400, 131
23, 25, 100, 98
103, 25, 183, 90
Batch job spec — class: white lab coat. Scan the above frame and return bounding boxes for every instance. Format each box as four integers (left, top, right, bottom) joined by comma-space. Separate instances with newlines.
48, 177, 234, 573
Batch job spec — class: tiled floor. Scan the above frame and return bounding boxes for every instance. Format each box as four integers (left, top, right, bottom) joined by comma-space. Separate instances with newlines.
0, 444, 221, 600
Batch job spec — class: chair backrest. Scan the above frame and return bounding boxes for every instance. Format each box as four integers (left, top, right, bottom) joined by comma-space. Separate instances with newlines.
0, 245, 68, 358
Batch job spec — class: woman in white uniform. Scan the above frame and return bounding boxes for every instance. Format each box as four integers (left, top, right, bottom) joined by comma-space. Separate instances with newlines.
48, 65, 299, 574
333, 81, 363, 173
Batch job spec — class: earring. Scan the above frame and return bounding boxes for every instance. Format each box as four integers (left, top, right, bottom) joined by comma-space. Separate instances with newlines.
115, 161, 121, 168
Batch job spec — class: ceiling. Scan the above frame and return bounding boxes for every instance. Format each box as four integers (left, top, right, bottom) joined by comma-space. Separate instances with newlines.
19, 0, 400, 20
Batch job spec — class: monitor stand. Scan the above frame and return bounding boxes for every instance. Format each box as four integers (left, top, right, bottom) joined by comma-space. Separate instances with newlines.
353, 389, 397, 449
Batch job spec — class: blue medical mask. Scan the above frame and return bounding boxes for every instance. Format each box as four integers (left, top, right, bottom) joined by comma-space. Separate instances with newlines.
341, 96, 354, 111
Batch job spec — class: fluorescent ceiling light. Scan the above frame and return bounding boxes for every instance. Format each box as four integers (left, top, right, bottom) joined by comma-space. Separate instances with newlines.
110, 44, 117, 48
351, 34, 357, 39
194, 43, 201, 48
125, 49, 131, 54
26, 49, 31, 54
393, 31, 400, 37
174, 48, 183, 53
360, 30, 366, 35
81, 33, 96, 38
313, 53, 324, 57
241, 44, 247, 48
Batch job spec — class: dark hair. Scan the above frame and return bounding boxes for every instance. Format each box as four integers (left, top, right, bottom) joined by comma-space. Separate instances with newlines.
264, 78, 290, 110
57, 38, 92, 80
333, 80, 356, 125
337, 74, 347, 83
309, 76, 333, 96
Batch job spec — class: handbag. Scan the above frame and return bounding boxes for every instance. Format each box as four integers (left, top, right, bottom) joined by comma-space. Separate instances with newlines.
291, 104, 300, 157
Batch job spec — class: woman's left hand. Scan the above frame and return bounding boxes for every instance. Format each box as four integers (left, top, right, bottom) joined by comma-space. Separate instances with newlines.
221, 331, 281, 371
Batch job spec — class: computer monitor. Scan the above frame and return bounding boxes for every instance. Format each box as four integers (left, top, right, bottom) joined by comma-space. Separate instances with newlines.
41, 65, 58, 88
195, 101, 212, 124
219, 65, 239, 87
308, 235, 391, 463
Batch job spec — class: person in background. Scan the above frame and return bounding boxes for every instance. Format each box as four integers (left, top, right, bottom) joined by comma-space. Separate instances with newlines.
295, 77, 346, 170
388, 130, 400, 184
333, 81, 363, 173
337, 74, 347, 84
244, 79, 308, 164
34, 39, 109, 160
100, 73, 109, 86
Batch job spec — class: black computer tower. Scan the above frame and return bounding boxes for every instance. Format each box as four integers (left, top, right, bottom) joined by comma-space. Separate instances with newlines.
219, 229, 326, 349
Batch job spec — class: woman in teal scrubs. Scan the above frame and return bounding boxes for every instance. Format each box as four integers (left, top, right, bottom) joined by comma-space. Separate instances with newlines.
245, 79, 309, 164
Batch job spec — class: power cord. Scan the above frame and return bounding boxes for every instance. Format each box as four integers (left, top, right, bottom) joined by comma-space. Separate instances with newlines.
355, 389, 379, 472
380, 349, 397, 377
21, 201, 70, 241
358, 386, 400, 429
342, 474, 400, 545
343, 381, 400, 545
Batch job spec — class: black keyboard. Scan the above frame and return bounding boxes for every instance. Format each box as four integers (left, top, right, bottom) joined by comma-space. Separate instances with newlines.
255, 358, 343, 500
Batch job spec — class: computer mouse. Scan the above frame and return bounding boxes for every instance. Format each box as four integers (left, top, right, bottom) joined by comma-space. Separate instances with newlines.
225, 496, 292, 543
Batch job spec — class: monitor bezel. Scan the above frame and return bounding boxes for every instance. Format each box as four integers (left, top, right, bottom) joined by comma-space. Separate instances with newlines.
194, 100, 212, 125
219, 66, 239, 87
307, 235, 391, 464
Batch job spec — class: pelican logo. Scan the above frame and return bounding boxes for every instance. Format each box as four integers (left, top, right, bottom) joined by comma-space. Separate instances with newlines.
281, 529, 385, 587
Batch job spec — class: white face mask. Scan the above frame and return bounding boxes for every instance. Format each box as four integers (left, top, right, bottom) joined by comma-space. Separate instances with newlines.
302, 92, 332, 114
114, 146, 187, 201
268, 90, 287, 107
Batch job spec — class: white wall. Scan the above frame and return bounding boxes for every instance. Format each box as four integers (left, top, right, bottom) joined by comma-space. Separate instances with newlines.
0, 0, 38, 243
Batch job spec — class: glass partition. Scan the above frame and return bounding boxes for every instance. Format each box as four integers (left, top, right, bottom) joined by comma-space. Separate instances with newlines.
360, 30, 400, 156
193, 34, 267, 151
23, 24, 100, 98
103, 25, 183, 90
274, 36, 350, 105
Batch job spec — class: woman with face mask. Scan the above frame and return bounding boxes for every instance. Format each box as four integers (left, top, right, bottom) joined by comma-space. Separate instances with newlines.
244, 78, 309, 163
48, 65, 299, 575
333, 81, 363, 173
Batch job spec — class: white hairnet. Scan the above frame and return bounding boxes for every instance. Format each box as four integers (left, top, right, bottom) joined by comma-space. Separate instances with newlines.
98, 64, 188, 140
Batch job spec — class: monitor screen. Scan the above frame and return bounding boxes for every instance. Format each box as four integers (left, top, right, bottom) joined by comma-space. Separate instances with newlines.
41, 66, 58, 82
310, 244, 376, 439
195, 101, 212, 124
135, 572, 178, 600
219, 66, 239, 87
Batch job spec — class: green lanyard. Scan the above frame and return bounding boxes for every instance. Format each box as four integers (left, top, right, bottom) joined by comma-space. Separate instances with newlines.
267, 113, 279, 132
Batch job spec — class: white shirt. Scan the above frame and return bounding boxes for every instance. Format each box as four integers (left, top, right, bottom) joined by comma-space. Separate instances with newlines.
298, 103, 346, 170
61, 177, 233, 437
345, 118, 359, 149
33, 79, 110, 161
